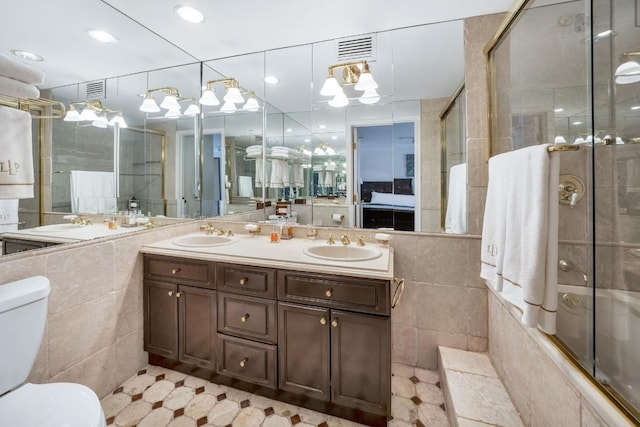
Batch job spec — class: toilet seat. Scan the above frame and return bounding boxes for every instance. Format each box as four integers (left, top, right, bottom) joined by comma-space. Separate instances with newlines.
0, 382, 106, 427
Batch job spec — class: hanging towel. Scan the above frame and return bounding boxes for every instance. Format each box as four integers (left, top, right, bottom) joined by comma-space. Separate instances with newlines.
70, 171, 116, 214
238, 176, 254, 198
0, 54, 45, 85
292, 164, 304, 188
480, 153, 509, 292
0, 199, 19, 230
0, 76, 40, 99
498, 144, 559, 334
270, 159, 290, 188
0, 106, 34, 199
445, 163, 467, 234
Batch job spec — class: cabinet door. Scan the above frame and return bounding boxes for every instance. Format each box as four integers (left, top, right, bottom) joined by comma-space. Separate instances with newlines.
278, 302, 330, 401
144, 280, 179, 359
179, 285, 217, 369
331, 310, 391, 416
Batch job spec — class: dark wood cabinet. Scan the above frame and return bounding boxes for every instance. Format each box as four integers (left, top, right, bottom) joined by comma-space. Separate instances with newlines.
278, 302, 330, 401
2, 238, 59, 255
143, 254, 391, 424
143, 256, 216, 370
330, 310, 390, 416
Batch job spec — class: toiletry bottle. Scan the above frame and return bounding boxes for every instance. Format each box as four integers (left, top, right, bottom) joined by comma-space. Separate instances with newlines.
270, 223, 281, 243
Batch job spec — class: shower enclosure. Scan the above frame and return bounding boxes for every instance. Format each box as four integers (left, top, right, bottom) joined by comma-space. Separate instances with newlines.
489, 0, 640, 421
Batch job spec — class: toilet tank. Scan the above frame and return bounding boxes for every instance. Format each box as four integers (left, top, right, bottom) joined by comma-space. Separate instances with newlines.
0, 276, 50, 395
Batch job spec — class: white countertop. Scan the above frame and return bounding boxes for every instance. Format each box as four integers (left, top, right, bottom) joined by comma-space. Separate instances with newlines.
141, 233, 394, 280
1, 223, 146, 244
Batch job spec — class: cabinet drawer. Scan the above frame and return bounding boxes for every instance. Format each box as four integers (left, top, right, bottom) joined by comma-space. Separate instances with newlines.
216, 264, 276, 298
217, 333, 277, 389
277, 271, 390, 315
217, 292, 277, 343
144, 255, 213, 288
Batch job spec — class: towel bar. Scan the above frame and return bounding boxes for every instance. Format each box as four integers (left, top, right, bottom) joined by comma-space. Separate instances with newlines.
547, 144, 580, 152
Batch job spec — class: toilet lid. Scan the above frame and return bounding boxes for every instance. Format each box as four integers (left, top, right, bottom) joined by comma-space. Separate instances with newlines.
0, 382, 105, 427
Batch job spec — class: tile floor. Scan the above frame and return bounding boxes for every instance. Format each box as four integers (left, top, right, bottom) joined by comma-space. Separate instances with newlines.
101, 363, 450, 427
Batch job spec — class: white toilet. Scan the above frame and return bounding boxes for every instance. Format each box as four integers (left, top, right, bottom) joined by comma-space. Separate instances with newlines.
0, 276, 106, 427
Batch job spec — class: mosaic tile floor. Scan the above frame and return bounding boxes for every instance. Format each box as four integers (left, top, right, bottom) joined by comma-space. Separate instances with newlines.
101, 363, 449, 427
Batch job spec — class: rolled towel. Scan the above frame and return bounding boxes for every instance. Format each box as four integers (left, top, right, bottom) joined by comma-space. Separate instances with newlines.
0, 54, 45, 85
0, 106, 34, 199
0, 75, 40, 99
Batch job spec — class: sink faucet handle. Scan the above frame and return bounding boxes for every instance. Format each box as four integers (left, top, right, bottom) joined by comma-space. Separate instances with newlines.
327, 233, 336, 245
340, 235, 351, 245
356, 235, 366, 246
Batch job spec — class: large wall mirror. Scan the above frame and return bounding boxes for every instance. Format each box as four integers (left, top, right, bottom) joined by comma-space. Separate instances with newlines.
1, 16, 471, 258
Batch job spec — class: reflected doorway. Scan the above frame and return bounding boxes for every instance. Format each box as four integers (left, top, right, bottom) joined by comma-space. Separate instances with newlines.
353, 122, 418, 231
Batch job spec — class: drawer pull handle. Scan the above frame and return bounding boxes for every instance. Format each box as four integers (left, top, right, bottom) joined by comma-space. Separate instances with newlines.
176, 291, 182, 298
239, 277, 249, 285
331, 319, 338, 328
240, 314, 250, 323
168, 291, 173, 297
171, 268, 181, 275
320, 316, 327, 325
391, 278, 406, 309
325, 288, 333, 298
240, 357, 249, 368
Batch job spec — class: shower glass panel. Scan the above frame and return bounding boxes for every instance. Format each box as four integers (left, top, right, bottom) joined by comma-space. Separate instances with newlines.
489, 0, 640, 420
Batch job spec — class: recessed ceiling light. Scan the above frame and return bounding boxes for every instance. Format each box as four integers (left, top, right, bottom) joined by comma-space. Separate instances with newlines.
285, 128, 293, 132
86, 29, 118, 43
318, 124, 327, 129
304, 138, 311, 143
596, 29, 613, 39
11, 49, 43, 61
572, 121, 583, 125
264, 76, 279, 85
174, 5, 205, 23
554, 108, 564, 112
631, 105, 640, 110
331, 136, 338, 140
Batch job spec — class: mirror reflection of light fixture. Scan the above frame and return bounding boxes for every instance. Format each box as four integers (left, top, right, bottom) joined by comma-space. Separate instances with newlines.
183, 102, 200, 116
65, 100, 125, 128
78, 105, 98, 121
63, 104, 80, 122
224, 87, 244, 104
164, 108, 181, 119
92, 114, 108, 128
615, 51, 640, 84
242, 92, 260, 112
320, 60, 380, 107
220, 100, 237, 113
108, 112, 128, 128
140, 87, 200, 119
199, 88, 220, 106
314, 143, 336, 155
160, 94, 181, 110
554, 136, 567, 144
140, 94, 161, 112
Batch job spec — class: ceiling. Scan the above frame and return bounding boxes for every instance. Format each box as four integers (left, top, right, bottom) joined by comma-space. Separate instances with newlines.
0, 0, 514, 89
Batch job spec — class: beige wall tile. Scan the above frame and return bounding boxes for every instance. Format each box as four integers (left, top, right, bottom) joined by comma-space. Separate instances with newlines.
46, 242, 115, 315
391, 280, 417, 326
48, 291, 117, 374
115, 283, 143, 340
417, 283, 469, 334
50, 345, 117, 398
391, 234, 418, 282
417, 329, 468, 369
392, 323, 417, 367
0, 254, 46, 284
416, 237, 468, 286
467, 336, 488, 352
115, 329, 148, 390
27, 323, 49, 384
466, 287, 488, 337
465, 13, 506, 43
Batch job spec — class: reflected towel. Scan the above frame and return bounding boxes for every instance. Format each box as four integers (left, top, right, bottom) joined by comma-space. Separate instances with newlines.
0, 199, 19, 225
70, 171, 116, 214
0, 75, 40, 99
445, 163, 467, 234
270, 159, 290, 188
0, 54, 45, 85
238, 176, 254, 198
500, 145, 559, 334
292, 164, 304, 188
0, 106, 34, 199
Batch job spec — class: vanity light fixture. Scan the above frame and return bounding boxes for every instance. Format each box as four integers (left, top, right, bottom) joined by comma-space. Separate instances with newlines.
242, 92, 260, 112
78, 105, 99, 122
63, 104, 80, 122
320, 60, 380, 107
220, 100, 237, 113
92, 114, 109, 129
554, 136, 567, 144
314, 143, 336, 156
174, 5, 205, 23
11, 49, 43, 61
183, 101, 200, 116
65, 100, 125, 128
164, 108, 181, 119
140, 87, 194, 117
199, 88, 220, 106
615, 52, 640, 84
108, 112, 128, 128
160, 94, 181, 111
86, 29, 118, 44
140, 94, 161, 112
224, 86, 244, 104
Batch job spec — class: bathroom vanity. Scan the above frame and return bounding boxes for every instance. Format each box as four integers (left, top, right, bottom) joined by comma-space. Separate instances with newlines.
141, 232, 394, 426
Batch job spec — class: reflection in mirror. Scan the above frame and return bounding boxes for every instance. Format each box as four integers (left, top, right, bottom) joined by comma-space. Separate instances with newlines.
441, 84, 467, 234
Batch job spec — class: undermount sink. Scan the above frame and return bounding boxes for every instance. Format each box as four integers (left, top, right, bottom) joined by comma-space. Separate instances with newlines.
30, 223, 86, 233
172, 234, 236, 247
303, 244, 382, 262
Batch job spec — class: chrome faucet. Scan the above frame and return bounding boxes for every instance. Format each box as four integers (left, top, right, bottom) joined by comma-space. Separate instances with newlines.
340, 235, 351, 245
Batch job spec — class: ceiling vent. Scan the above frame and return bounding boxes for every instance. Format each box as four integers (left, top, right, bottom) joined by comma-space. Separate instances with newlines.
337, 35, 376, 62
82, 79, 106, 100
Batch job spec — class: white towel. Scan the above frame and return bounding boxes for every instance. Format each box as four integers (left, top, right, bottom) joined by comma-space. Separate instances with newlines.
238, 176, 254, 198
70, 171, 116, 214
0, 106, 34, 199
292, 164, 304, 188
0, 199, 19, 225
498, 144, 559, 334
445, 163, 467, 234
480, 154, 509, 292
0, 54, 45, 85
270, 159, 290, 188
0, 75, 40, 99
